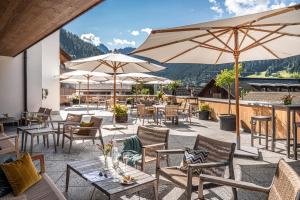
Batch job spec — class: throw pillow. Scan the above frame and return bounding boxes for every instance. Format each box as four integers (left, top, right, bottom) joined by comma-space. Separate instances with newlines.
77, 122, 94, 135
179, 147, 209, 175
0, 158, 14, 197
0, 153, 42, 196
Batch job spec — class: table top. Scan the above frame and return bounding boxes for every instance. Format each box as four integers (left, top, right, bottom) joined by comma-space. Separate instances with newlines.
67, 157, 156, 196
25, 127, 54, 134
17, 125, 40, 131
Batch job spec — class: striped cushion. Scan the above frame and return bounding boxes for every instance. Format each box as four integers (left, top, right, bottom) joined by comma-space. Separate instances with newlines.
180, 147, 209, 175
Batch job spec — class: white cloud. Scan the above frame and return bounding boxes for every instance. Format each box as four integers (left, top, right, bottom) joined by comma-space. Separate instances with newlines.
141, 28, 152, 35
107, 38, 136, 46
130, 30, 140, 36
224, 0, 293, 16
208, 0, 224, 16
80, 33, 101, 46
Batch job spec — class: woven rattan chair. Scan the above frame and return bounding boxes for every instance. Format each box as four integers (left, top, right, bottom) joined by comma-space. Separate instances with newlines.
199, 159, 300, 200
62, 116, 104, 153
115, 126, 169, 171
156, 134, 236, 200
136, 104, 155, 125
161, 105, 179, 124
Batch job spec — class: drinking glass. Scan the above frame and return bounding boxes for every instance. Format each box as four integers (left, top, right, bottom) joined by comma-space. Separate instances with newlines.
122, 152, 130, 174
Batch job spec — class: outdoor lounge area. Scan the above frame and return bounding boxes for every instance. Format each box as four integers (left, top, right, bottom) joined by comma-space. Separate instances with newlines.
1, 1, 300, 200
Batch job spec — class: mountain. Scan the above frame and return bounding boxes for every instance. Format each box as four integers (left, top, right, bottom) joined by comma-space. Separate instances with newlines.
97, 44, 110, 53
60, 29, 300, 85
60, 29, 103, 59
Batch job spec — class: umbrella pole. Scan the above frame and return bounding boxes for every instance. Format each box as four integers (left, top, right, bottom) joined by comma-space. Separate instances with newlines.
120, 82, 122, 95
234, 29, 240, 150
113, 68, 117, 126
78, 82, 81, 106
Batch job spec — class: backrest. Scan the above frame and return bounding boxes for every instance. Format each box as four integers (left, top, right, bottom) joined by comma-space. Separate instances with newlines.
89, 117, 103, 136
66, 113, 82, 123
268, 160, 300, 200
193, 134, 235, 177
38, 107, 46, 113
0, 123, 3, 133
137, 104, 145, 116
165, 105, 178, 116
41, 108, 52, 121
137, 126, 169, 156
179, 102, 186, 110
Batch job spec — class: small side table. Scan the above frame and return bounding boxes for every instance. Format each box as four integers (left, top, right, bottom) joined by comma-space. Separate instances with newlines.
250, 116, 272, 149
24, 127, 56, 154
17, 125, 40, 151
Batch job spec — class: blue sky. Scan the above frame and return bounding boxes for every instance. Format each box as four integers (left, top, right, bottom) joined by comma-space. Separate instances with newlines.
64, 0, 299, 50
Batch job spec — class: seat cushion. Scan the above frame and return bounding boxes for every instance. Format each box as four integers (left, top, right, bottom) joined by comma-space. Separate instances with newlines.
180, 148, 209, 175
77, 122, 94, 136
0, 153, 42, 196
159, 167, 200, 191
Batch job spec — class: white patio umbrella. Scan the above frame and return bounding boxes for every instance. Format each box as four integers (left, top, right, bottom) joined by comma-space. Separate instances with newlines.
65, 53, 166, 126
60, 78, 98, 105
60, 70, 111, 111
132, 4, 300, 149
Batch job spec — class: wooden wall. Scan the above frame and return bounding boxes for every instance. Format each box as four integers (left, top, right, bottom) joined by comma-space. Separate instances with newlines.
199, 98, 300, 139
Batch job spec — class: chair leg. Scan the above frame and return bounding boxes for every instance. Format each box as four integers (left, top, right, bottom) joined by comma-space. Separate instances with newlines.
62, 135, 65, 149
166, 155, 170, 167
198, 179, 204, 200
68, 140, 73, 153
92, 139, 95, 144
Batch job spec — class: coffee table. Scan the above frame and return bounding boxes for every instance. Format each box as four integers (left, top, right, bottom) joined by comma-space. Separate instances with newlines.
24, 127, 56, 154
17, 125, 40, 151
65, 157, 158, 200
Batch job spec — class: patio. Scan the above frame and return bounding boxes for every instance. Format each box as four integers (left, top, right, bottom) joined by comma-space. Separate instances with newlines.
3, 105, 299, 200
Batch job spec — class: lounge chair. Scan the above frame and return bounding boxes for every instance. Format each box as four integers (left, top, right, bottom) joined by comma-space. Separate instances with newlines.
199, 159, 300, 200
0, 123, 19, 159
156, 134, 236, 200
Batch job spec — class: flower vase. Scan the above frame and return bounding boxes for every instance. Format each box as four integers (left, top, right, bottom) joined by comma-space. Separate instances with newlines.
104, 155, 109, 170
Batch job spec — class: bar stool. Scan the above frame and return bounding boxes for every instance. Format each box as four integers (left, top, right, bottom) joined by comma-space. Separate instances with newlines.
293, 122, 300, 160
251, 115, 272, 149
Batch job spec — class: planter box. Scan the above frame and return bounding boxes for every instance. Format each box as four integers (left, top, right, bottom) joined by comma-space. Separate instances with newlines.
219, 114, 236, 131
198, 110, 210, 120
72, 99, 79, 105
115, 115, 128, 123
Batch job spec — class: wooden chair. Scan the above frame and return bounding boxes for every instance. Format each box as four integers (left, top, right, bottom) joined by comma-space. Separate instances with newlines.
161, 105, 179, 124
156, 134, 236, 200
136, 104, 155, 125
199, 159, 300, 200
55, 113, 83, 145
0, 123, 19, 159
62, 116, 104, 153
178, 102, 192, 124
115, 126, 169, 171
24, 107, 46, 125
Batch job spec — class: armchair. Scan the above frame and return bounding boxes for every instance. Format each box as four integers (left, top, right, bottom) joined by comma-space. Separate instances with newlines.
114, 126, 169, 171
62, 116, 103, 153
156, 134, 236, 200
199, 159, 300, 200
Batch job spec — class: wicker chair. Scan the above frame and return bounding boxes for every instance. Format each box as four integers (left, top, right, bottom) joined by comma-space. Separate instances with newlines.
62, 116, 104, 153
161, 105, 179, 124
136, 104, 155, 125
199, 159, 300, 200
115, 126, 169, 171
156, 134, 236, 200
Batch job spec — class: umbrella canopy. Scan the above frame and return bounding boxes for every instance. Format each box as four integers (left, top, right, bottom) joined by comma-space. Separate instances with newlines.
65, 53, 166, 120
145, 79, 172, 85
132, 4, 300, 149
60, 78, 98, 84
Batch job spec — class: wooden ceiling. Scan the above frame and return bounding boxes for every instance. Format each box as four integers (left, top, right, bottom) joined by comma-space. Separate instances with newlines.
0, 0, 103, 57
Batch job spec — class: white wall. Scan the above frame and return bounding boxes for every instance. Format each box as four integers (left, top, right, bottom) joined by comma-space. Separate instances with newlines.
0, 55, 24, 118
42, 31, 60, 111
0, 31, 60, 118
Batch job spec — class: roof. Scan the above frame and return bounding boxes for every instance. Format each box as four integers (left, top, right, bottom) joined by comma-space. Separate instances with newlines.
0, 0, 103, 57
60, 48, 72, 64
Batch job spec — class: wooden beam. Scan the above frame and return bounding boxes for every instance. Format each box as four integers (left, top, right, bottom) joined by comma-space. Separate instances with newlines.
239, 29, 280, 59
215, 30, 234, 64
0, 0, 104, 56
162, 45, 200, 63
151, 26, 233, 34
207, 30, 234, 52
190, 40, 233, 53
243, 27, 300, 37
241, 25, 286, 52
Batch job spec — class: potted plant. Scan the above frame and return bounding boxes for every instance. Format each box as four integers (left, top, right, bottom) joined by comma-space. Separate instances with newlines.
112, 104, 128, 123
215, 67, 240, 131
157, 90, 164, 102
198, 103, 210, 120
71, 93, 80, 105
281, 93, 294, 105
167, 80, 182, 96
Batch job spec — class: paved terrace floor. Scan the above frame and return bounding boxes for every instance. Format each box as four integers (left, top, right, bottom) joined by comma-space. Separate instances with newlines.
4, 105, 300, 200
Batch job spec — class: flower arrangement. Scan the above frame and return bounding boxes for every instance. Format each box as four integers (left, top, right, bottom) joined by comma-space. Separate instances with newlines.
96, 141, 113, 169
112, 104, 128, 117
281, 93, 294, 105
199, 103, 210, 112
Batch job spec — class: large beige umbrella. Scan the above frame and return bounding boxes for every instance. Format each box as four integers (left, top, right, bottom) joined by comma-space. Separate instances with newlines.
60, 70, 111, 110
65, 53, 166, 126
132, 4, 300, 149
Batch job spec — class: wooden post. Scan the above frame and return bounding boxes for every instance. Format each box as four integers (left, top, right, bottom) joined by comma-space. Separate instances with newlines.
78, 82, 81, 105
113, 64, 117, 126
233, 28, 240, 150
87, 75, 90, 113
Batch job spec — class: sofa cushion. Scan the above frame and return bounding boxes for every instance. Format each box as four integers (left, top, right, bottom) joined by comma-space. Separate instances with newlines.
0, 153, 42, 196
77, 122, 94, 135
180, 147, 209, 175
